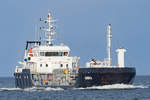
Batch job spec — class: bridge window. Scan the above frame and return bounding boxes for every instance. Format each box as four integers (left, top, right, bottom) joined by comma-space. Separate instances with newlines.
58, 52, 63, 56
40, 52, 68, 56
64, 52, 68, 56
40, 52, 45, 56
45, 52, 58, 56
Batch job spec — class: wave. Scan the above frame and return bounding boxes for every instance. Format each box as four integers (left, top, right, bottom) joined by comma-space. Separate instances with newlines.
75, 84, 149, 90
0, 87, 64, 91
0, 84, 149, 91
0, 88, 21, 91
24, 87, 64, 91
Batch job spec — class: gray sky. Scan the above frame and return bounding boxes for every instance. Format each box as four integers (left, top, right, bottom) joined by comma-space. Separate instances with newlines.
0, 0, 150, 76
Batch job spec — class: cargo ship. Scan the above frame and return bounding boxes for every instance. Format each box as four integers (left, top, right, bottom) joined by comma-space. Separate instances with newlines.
14, 12, 136, 89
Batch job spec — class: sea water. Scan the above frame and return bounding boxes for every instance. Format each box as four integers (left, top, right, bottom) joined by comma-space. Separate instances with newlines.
0, 76, 150, 100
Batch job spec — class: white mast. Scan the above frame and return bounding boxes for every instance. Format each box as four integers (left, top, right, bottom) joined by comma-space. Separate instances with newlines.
40, 12, 55, 46
107, 24, 112, 66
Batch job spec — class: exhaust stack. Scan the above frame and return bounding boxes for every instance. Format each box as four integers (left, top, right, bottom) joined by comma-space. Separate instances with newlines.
107, 24, 112, 66
116, 47, 126, 67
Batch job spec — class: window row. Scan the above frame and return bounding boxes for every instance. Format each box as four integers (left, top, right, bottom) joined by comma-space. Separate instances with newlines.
40, 64, 69, 67
40, 64, 48, 67
40, 52, 68, 56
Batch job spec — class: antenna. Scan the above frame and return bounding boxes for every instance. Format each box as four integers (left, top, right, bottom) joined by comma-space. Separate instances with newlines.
40, 12, 56, 46
107, 24, 112, 66
34, 23, 37, 41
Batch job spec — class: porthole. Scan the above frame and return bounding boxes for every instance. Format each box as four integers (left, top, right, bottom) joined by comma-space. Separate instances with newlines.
40, 64, 42, 67
66, 64, 68, 67
60, 64, 63, 67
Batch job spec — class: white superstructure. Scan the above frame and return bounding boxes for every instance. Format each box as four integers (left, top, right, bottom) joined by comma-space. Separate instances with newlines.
15, 12, 80, 75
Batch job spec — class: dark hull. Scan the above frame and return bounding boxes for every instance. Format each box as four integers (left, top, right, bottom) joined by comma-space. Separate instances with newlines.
14, 67, 136, 89
76, 67, 136, 87
14, 69, 32, 88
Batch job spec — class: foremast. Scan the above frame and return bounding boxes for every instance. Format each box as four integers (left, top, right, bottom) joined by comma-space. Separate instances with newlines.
40, 12, 56, 46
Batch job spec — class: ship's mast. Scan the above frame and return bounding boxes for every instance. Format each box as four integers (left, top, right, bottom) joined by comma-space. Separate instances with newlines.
40, 12, 55, 46
107, 24, 112, 66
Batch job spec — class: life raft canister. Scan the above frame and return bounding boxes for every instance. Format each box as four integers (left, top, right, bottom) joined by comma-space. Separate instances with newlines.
28, 48, 33, 57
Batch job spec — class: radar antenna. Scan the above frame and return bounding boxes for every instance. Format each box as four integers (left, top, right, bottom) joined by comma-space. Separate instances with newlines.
40, 12, 56, 46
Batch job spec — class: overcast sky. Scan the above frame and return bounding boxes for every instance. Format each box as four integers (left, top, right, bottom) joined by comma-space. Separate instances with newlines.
0, 0, 150, 76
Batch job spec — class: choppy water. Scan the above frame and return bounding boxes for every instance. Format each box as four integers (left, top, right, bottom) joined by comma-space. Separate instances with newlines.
0, 76, 150, 100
